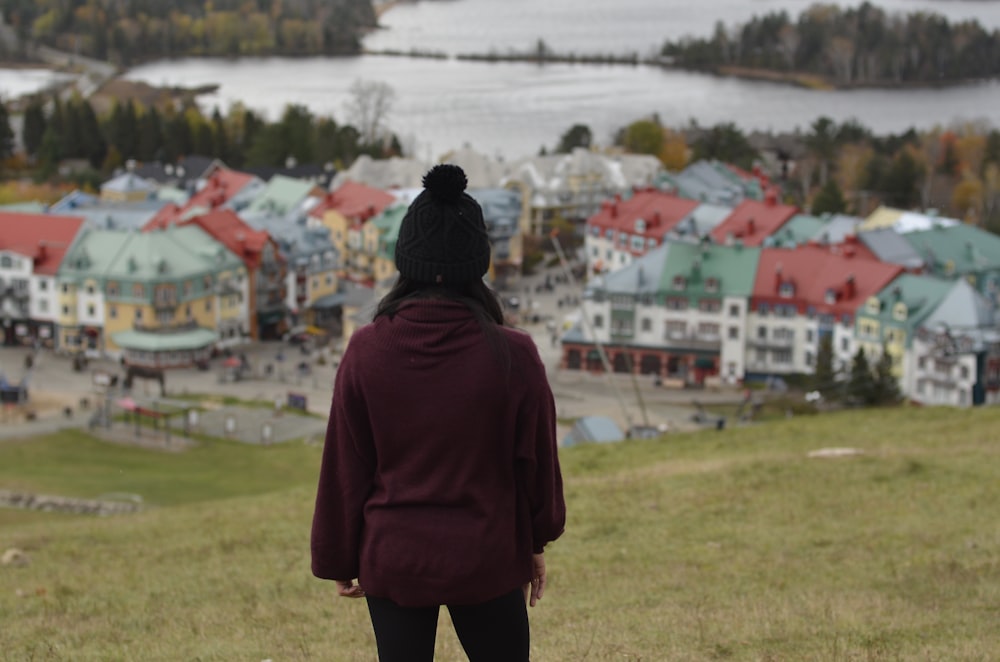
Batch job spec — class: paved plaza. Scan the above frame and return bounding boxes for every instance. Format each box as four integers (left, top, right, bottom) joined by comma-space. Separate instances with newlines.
0, 263, 744, 445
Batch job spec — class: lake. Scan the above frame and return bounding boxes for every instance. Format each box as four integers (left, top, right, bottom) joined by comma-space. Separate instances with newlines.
11, 0, 1000, 161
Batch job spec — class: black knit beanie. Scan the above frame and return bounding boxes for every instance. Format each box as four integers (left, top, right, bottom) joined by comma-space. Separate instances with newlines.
394, 164, 491, 284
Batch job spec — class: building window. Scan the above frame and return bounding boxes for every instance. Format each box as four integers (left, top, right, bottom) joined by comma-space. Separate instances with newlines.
133, 284, 145, 298
39, 280, 49, 292
205, 299, 212, 312
698, 323, 720, 339
39, 300, 49, 313
705, 278, 719, 293
774, 349, 793, 364
0, 255, 10, 268
135, 309, 143, 321
806, 329, 814, 343
62, 305, 70, 315
157, 310, 173, 324
185, 305, 192, 318
665, 298, 688, 311
758, 303, 769, 315
729, 304, 740, 317
757, 326, 767, 339
62, 283, 71, 294
728, 326, 739, 340
672, 275, 686, 291
109, 305, 117, 319
86, 305, 95, 316
960, 366, 970, 380
805, 351, 814, 366
666, 320, 686, 338
841, 337, 849, 352
86, 284, 95, 295
641, 318, 652, 332
699, 299, 721, 313
593, 314, 603, 329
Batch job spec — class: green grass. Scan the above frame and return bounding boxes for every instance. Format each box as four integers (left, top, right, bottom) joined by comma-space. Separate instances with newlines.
2, 406, 999, 660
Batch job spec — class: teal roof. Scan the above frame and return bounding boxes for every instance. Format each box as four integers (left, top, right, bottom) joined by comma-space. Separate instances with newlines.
766, 214, 825, 248
112, 327, 218, 351
59, 225, 241, 284
902, 224, 1000, 279
372, 203, 408, 260
595, 240, 761, 301
244, 175, 315, 216
861, 273, 956, 345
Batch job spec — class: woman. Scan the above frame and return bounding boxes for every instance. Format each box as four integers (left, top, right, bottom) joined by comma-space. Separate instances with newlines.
311, 164, 566, 662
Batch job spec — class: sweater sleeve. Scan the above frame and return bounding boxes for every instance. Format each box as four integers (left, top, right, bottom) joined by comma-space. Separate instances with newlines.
310, 348, 375, 581
515, 348, 567, 555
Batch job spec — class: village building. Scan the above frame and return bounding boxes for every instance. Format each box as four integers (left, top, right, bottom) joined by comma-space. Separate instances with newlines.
747, 241, 903, 380
899, 223, 1000, 303
709, 195, 799, 248
856, 274, 973, 397
584, 189, 700, 277
165, 209, 285, 342
563, 240, 761, 385
56, 225, 248, 362
908, 279, 1000, 407
311, 180, 398, 284
0, 212, 86, 348
503, 148, 663, 236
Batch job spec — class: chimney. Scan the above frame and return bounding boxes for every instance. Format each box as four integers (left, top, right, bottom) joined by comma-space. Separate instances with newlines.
651, 210, 661, 226
764, 187, 778, 206
747, 217, 756, 235
845, 274, 856, 299
774, 263, 783, 293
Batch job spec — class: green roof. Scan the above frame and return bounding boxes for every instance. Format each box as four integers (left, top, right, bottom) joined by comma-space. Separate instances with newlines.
860, 273, 955, 345
767, 214, 825, 248
59, 226, 241, 284
657, 241, 761, 299
112, 328, 218, 351
902, 224, 1000, 279
244, 175, 315, 216
371, 203, 408, 260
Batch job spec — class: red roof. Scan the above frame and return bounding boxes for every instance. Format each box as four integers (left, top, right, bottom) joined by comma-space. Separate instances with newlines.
710, 198, 798, 247
184, 168, 256, 213
312, 180, 396, 220
587, 190, 699, 251
181, 209, 274, 270
752, 244, 903, 317
0, 212, 86, 275
142, 202, 182, 231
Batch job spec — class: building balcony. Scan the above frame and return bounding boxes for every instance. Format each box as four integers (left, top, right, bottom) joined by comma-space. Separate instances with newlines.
747, 336, 795, 349
661, 333, 722, 352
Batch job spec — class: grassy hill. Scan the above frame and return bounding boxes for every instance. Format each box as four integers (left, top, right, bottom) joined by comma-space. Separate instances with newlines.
1, 406, 999, 661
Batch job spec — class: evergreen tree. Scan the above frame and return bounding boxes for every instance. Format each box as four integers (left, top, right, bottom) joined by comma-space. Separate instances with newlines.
35, 126, 62, 181
77, 100, 107, 169
813, 333, 837, 398
136, 107, 164, 162
556, 124, 592, 153
22, 99, 46, 159
847, 346, 876, 406
871, 344, 902, 406
0, 99, 14, 161
811, 178, 848, 215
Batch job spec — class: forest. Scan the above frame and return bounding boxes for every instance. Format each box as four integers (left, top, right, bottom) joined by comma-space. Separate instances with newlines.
0, 0, 378, 65
660, 2, 1000, 88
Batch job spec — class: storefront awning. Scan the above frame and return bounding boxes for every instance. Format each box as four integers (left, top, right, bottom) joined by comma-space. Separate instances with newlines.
112, 328, 218, 352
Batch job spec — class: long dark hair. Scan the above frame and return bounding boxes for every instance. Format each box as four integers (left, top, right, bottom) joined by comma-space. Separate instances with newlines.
374, 276, 511, 370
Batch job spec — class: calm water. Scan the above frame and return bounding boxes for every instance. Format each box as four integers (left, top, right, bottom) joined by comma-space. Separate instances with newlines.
365, 0, 1000, 56
13, 0, 1000, 161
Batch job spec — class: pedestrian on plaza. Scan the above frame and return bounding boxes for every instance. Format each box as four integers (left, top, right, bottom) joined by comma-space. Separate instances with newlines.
311, 164, 566, 662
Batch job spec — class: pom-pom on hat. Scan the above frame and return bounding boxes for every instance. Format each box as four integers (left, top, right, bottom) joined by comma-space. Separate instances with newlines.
394, 164, 491, 285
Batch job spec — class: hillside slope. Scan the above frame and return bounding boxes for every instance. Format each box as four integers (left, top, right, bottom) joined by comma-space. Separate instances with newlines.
2, 406, 999, 660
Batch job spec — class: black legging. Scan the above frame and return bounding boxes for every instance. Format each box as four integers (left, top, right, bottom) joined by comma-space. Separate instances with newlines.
365, 587, 529, 662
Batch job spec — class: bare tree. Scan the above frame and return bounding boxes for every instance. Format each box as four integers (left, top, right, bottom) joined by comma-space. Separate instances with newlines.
345, 79, 396, 146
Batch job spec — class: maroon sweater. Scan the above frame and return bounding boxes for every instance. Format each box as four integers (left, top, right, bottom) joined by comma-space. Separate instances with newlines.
311, 299, 566, 607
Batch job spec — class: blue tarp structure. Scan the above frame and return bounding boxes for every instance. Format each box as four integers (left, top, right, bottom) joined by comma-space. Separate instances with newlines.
562, 416, 624, 447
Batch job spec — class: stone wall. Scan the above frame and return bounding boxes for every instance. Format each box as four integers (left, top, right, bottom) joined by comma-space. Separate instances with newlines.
0, 490, 141, 516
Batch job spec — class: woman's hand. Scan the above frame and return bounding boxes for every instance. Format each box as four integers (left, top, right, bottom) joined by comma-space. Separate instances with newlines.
529, 553, 546, 607
335, 579, 366, 599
